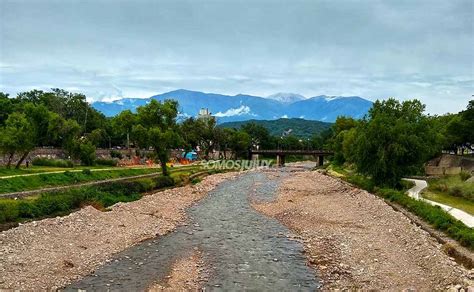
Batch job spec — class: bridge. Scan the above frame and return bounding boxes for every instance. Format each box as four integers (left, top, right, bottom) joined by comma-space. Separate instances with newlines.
249, 149, 334, 166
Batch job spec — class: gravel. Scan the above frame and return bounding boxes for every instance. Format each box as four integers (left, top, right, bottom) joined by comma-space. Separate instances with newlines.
0, 172, 236, 290
253, 170, 474, 291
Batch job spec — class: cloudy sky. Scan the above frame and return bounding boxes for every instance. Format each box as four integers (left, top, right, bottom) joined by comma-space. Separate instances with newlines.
0, 0, 472, 114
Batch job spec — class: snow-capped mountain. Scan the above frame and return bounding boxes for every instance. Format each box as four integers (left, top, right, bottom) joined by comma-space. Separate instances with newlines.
266, 93, 306, 103
92, 89, 372, 123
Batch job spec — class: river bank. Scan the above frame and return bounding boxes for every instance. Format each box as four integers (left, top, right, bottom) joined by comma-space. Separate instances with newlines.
253, 170, 473, 290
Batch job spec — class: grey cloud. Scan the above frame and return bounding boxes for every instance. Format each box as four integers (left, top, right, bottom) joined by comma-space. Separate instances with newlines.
0, 0, 472, 114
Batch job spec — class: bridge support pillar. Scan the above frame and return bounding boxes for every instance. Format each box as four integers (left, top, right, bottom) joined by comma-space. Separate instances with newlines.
318, 155, 324, 166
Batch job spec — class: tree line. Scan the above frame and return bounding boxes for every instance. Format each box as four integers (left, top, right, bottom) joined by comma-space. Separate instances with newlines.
1, 89, 472, 183
0, 89, 325, 173
326, 99, 473, 186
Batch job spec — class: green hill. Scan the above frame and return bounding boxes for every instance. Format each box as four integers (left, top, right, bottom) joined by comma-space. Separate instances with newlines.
219, 118, 333, 138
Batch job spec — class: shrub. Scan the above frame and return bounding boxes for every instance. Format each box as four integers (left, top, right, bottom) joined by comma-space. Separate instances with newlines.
191, 178, 201, 184
460, 171, 472, 181
96, 158, 118, 166
32, 158, 74, 168
110, 150, 123, 159
155, 176, 175, 189
82, 169, 92, 175
79, 141, 96, 166
448, 186, 463, 197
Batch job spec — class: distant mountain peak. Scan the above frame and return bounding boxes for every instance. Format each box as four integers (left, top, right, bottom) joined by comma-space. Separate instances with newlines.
266, 92, 305, 103
92, 89, 372, 122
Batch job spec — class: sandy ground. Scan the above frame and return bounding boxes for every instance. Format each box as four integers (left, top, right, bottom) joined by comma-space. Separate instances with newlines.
0, 172, 236, 290
253, 170, 474, 291
147, 250, 206, 291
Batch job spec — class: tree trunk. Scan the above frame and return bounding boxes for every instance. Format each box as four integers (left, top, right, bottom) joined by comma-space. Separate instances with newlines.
15, 151, 29, 169
158, 152, 169, 176
6, 152, 14, 169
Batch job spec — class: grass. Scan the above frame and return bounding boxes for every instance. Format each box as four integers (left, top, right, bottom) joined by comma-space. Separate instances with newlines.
0, 165, 119, 177
422, 190, 474, 215
0, 165, 217, 225
427, 174, 474, 202
0, 165, 202, 194
327, 163, 474, 250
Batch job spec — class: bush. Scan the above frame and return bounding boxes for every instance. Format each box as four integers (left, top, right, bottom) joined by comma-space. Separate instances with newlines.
32, 158, 74, 168
79, 141, 96, 166
96, 158, 118, 166
82, 169, 92, 175
460, 171, 472, 181
155, 176, 175, 189
110, 150, 123, 159
448, 186, 463, 197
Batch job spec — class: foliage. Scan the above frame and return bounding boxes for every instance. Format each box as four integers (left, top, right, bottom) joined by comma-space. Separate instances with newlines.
96, 158, 118, 166
0, 167, 159, 194
32, 158, 74, 168
110, 150, 123, 159
0, 112, 36, 168
134, 99, 181, 175
155, 175, 175, 188
350, 99, 441, 186
428, 174, 474, 202
219, 118, 332, 139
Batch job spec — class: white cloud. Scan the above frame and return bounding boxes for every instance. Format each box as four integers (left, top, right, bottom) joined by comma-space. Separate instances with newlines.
214, 105, 251, 117
281, 114, 288, 118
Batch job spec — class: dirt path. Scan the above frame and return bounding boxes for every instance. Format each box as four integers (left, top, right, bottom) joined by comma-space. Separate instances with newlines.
253, 170, 473, 290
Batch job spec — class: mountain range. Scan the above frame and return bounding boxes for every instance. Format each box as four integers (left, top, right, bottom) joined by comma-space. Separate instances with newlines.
91, 89, 373, 123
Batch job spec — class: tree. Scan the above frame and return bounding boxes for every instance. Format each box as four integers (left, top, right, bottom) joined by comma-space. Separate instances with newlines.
0, 92, 12, 126
0, 113, 35, 168
352, 98, 440, 186
112, 110, 136, 148
241, 122, 274, 149
135, 100, 181, 175
179, 117, 203, 158
228, 130, 251, 159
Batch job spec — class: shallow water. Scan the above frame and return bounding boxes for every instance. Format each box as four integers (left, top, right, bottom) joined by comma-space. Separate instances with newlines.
65, 170, 320, 291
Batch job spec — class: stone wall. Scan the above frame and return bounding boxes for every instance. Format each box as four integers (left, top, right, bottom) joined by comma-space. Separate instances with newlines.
0, 148, 234, 166
425, 154, 474, 176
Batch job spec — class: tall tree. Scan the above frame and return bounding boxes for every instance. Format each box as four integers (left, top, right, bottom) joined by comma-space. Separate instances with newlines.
135, 100, 181, 175
0, 113, 35, 168
353, 98, 440, 186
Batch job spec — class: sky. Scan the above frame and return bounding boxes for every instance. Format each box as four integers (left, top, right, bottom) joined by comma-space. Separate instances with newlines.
0, 0, 472, 114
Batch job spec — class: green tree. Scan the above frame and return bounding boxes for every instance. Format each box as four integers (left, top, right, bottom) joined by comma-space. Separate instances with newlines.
0, 92, 12, 126
353, 98, 440, 186
135, 100, 181, 175
0, 113, 35, 168
112, 110, 136, 148
228, 130, 251, 159
241, 122, 274, 149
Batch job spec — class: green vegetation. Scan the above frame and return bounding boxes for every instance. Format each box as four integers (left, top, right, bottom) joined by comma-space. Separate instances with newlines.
0, 166, 220, 225
32, 158, 74, 168
329, 99, 442, 187
427, 174, 474, 202
219, 118, 332, 139
0, 167, 160, 194
422, 190, 474, 215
